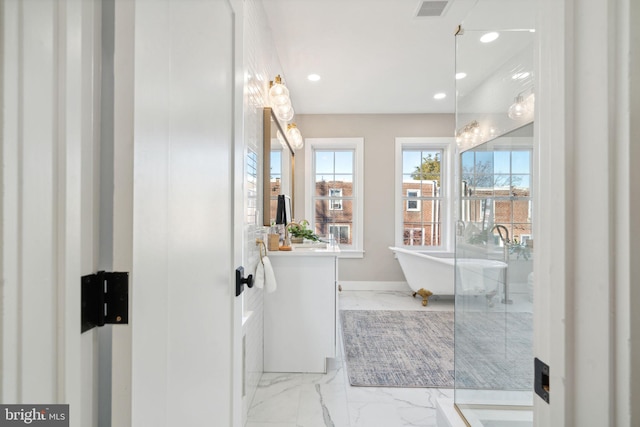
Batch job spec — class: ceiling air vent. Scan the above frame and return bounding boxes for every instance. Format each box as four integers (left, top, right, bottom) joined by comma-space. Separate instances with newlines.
415, 0, 450, 17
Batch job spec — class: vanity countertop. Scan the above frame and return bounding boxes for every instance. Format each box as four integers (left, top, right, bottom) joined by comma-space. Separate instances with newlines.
267, 245, 340, 256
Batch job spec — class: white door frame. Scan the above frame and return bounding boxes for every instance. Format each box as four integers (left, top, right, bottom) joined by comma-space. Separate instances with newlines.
535, 0, 640, 425
1, 1, 102, 426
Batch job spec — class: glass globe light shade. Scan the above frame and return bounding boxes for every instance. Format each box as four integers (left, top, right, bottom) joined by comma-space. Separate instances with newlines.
508, 95, 528, 120
275, 103, 294, 122
287, 124, 303, 150
270, 92, 290, 107
269, 76, 290, 107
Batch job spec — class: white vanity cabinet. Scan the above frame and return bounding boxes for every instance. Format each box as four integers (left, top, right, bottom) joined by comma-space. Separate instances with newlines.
264, 248, 339, 373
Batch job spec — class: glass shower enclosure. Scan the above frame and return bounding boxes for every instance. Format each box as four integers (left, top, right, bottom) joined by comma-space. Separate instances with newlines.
454, 28, 535, 426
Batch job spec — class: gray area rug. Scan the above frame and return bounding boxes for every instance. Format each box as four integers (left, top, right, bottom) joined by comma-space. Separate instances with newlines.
340, 310, 455, 388
340, 310, 533, 390
455, 311, 533, 390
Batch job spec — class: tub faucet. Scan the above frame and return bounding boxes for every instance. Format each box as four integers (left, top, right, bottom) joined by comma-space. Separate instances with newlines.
491, 224, 510, 245
491, 224, 513, 304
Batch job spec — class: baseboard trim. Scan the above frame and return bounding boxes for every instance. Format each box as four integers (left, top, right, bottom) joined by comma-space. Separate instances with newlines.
338, 281, 411, 292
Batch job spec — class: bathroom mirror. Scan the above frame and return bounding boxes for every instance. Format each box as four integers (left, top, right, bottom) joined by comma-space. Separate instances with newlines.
263, 107, 295, 226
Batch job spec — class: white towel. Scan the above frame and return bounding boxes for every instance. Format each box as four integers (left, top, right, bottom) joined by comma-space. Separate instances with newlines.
263, 256, 277, 293
254, 261, 265, 289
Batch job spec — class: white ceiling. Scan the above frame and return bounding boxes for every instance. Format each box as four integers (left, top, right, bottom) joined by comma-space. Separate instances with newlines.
262, 0, 535, 115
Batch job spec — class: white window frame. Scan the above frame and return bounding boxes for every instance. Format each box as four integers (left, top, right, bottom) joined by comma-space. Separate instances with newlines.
406, 189, 421, 211
305, 137, 364, 258
395, 137, 454, 251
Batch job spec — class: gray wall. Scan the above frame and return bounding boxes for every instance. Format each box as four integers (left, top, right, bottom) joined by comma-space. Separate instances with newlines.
294, 114, 455, 283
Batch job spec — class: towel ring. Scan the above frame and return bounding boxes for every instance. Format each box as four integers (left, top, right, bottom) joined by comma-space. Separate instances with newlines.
256, 239, 267, 265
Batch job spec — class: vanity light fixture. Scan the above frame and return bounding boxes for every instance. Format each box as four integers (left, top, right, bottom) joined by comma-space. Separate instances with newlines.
456, 120, 482, 147
508, 88, 535, 120
267, 75, 304, 150
433, 92, 447, 100
269, 75, 296, 122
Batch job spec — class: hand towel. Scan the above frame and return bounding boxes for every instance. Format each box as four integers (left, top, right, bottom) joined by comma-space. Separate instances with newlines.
254, 260, 265, 289
263, 256, 277, 293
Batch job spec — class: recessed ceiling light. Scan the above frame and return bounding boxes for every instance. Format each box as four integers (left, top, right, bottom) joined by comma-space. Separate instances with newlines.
480, 32, 499, 43
512, 72, 531, 80
307, 74, 321, 82
455, 72, 467, 80
433, 92, 447, 100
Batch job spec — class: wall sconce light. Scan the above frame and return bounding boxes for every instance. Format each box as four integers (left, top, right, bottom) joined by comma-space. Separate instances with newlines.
508, 88, 535, 120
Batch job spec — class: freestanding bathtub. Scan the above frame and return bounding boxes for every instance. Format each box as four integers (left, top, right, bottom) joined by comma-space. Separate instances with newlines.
389, 246, 507, 305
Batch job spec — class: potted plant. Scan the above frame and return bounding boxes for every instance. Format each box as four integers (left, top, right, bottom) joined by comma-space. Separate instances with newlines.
287, 219, 320, 244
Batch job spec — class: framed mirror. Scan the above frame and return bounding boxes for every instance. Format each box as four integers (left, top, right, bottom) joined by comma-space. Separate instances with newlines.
263, 107, 295, 226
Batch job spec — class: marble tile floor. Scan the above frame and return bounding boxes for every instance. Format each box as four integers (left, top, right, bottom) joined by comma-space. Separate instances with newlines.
246, 290, 456, 427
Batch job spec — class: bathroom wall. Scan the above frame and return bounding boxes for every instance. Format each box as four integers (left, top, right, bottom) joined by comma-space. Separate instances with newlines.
294, 113, 455, 285
242, 0, 286, 419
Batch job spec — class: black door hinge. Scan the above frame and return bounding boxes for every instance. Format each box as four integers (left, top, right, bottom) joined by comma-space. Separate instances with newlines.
81, 271, 129, 333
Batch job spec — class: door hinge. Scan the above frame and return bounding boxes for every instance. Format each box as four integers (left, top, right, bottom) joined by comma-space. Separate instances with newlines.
81, 271, 129, 333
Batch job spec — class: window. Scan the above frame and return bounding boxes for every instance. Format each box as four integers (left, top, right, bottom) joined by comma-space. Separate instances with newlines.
460, 148, 532, 244
395, 138, 453, 249
306, 138, 364, 257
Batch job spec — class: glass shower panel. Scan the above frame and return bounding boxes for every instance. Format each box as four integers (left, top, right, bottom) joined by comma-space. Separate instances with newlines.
455, 28, 535, 427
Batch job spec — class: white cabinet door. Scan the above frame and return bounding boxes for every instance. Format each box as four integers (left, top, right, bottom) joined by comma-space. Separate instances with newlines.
265, 255, 337, 373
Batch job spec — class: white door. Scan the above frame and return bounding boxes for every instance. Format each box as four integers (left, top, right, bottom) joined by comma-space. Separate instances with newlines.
1, 1, 103, 426
130, 0, 242, 425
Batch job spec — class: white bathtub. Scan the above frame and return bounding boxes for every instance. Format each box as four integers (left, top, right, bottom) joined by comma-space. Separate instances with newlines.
389, 247, 455, 295
389, 246, 507, 297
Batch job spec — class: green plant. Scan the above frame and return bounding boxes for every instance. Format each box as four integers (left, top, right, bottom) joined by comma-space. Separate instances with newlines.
508, 238, 531, 260
287, 219, 320, 242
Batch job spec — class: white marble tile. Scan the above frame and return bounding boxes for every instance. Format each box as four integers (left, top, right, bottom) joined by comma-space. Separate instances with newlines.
248, 290, 531, 427
348, 400, 439, 427
297, 383, 351, 427
247, 373, 305, 423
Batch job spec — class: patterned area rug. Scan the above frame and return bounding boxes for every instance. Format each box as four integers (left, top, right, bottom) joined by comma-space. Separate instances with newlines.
340, 310, 533, 389
340, 310, 455, 388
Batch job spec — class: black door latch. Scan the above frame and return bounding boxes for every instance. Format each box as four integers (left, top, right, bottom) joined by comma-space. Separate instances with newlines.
235, 266, 254, 297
